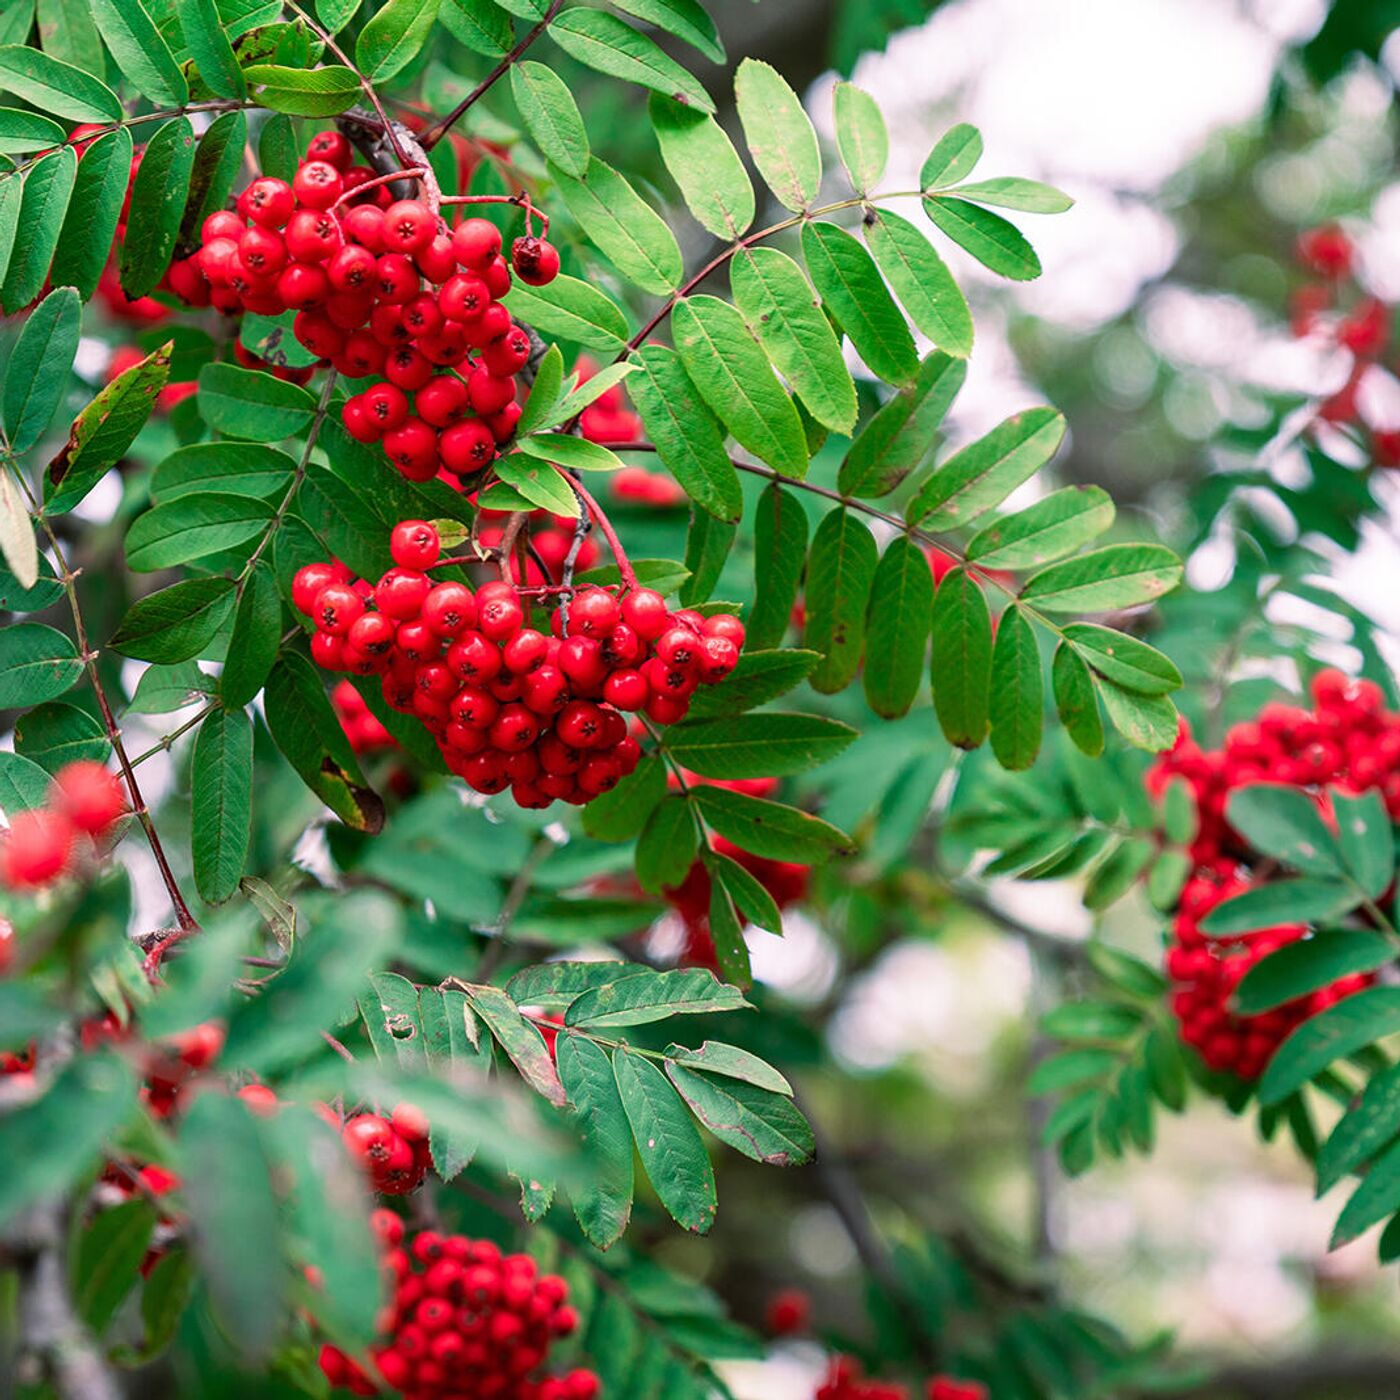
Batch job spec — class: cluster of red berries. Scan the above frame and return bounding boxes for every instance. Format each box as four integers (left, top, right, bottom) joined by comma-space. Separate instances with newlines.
77, 1014, 226, 1119
816, 1358, 986, 1400
319, 1216, 598, 1400
187, 132, 559, 487
1146, 668, 1392, 1077
292, 521, 744, 810
0, 761, 127, 891
1289, 223, 1400, 466
342, 1104, 432, 1195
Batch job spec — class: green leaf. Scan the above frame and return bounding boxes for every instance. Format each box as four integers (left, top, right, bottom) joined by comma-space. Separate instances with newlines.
1098, 682, 1178, 752
1332, 1136, 1400, 1247
833, 81, 887, 191
908, 407, 1065, 529
557, 1032, 634, 1249
178, 0, 246, 97
734, 57, 820, 212
512, 60, 590, 178
864, 208, 973, 359
1041, 1001, 1143, 1042
635, 793, 699, 893
110, 578, 237, 663
672, 294, 807, 478
0, 472, 36, 592
988, 603, 1043, 770
13, 702, 109, 773
34, 0, 103, 74
356, 0, 438, 79
967, 485, 1114, 571
0, 173, 21, 291
263, 651, 382, 832
664, 712, 858, 778
1317, 1062, 1400, 1195
952, 177, 1074, 214
747, 483, 808, 650
0, 750, 53, 812
1200, 879, 1359, 936
0, 106, 64, 156
566, 967, 750, 1029
681, 508, 733, 607
494, 453, 579, 516
862, 536, 934, 718
0, 44, 122, 121
547, 155, 683, 294
691, 785, 852, 863
1062, 623, 1182, 696
684, 647, 821, 719
461, 982, 568, 1107
125, 493, 273, 572
548, 9, 714, 113
73, 1199, 157, 1334
191, 705, 252, 904
241, 63, 361, 116
0, 1055, 137, 1229
627, 345, 741, 521
0, 554, 61, 612
197, 363, 316, 441
923, 195, 1041, 281
517, 432, 623, 473
613, 1047, 718, 1234
667, 1064, 814, 1165
503, 274, 630, 350
1234, 929, 1394, 1016
0, 622, 81, 707
89, 0, 188, 105
706, 848, 783, 934
920, 122, 982, 189
1225, 784, 1346, 878
930, 567, 992, 748
178, 1093, 285, 1357
1018, 543, 1183, 613
151, 442, 295, 503
1259, 987, 1400, 1106
178, 111, 248, 248
610, 0, 723, 62
1028, 1048, 1119, 1094
801, 221, 918, 387
581, 754, 667, 841
1, 147, 75, 314
838, 350, 966, 499
126, 661, 213, 716
553, 361, 637, 423
4, 285, 79, 454
731, 246, 857, 434
1334, 788, 1394, 900
506, 960, 635, 1008
664, 1041, 792, 1095
47, 339, 170, 512
802, 507, 877, 693
649, 93, 753, 238
439, 0, 512, 53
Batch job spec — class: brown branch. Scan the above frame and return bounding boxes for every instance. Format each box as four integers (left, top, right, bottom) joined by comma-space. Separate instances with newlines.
419, 0, 566, 151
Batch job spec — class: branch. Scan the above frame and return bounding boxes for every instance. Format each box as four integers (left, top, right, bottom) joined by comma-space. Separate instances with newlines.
419, 0, 566, 151
1158, 1349, 1400, 1399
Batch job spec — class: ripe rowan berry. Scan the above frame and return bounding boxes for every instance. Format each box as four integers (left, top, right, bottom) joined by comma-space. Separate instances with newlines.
293, 159, 344, 210
50, 761, 125, 835
0, 809, 76, 889
453, 217, 503, 270
246, 176, 295, 228
439, 418, 497, 475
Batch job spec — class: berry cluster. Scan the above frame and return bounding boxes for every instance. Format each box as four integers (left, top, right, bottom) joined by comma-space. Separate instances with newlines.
188, 133, 558, 487
0, 761, 126, 891
79, 1015, 226, 1119
318, 1216, 598, 1400
292, 521, 744, 810
1289, 223, 1399, 466
342, 1104, 432, 1195
1146, 668, 1392, 1077
816, 1358, 986, 1400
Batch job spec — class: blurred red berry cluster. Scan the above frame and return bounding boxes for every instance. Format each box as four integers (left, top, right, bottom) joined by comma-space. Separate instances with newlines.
0, 760, 126, 892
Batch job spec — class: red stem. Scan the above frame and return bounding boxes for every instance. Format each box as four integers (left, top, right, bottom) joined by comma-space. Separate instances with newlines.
564, 472, 637, 590
332, 167, 426, 208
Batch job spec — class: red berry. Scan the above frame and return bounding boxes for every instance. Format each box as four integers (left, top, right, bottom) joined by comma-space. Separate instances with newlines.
422, 582, 477, 637
382, 199, 435, 253
390, 520, 441, 570
482, 325, 532, 377
439, 418, 496, 475
363, 382, 410, 432
1, 809, 76, 888
293, 160, 344, 210
415, 374, 468, 427
293, 562, 339, 615
375, 567, 433, 620
313, 583, 364, 635
246, 176, 295, 228
511, 235, 561, 286
440, 273, 490, 322
50, 762, 125, 835
453, 217, 503, 270
621, 588, 669, 641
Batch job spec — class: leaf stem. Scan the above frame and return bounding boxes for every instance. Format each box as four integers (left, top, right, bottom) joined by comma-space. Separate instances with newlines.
419, 0, 566, 151
5, 456, 197, 934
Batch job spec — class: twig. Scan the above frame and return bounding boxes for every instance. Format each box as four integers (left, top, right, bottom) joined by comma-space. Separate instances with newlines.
562, 472, 636, 589
419, 0, 566, 150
